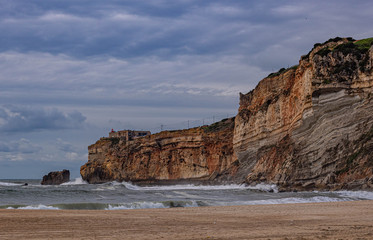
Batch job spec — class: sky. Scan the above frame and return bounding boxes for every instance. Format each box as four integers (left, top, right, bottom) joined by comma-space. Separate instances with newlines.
0, 0, 372, 179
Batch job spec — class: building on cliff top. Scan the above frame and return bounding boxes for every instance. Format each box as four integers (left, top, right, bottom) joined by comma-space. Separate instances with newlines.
109, 129, 151, 141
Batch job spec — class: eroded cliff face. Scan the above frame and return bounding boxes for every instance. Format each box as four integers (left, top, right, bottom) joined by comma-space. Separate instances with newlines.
234, 38, 373, 190
81, 37, 373, 190
81, 118, 237, 183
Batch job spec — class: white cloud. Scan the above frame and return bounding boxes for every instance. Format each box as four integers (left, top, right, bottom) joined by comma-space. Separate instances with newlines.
39, 12, 90, 22
65, 152, 79, 161
109, 12, 151, 23
271, 5, 306, 16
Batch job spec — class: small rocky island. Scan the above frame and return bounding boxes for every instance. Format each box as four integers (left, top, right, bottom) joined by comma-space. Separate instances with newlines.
81, 37, 373, 191
41, 169, 70, 185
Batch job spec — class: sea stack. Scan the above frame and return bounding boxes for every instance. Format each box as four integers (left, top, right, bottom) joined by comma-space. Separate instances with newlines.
41, 169, 70, 185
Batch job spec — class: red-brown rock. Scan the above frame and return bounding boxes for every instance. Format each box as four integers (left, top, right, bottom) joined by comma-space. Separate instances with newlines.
41, 169, 70, 185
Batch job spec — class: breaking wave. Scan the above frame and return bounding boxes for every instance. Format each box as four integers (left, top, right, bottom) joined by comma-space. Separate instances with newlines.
6, 204, 60, 210
2, 201, 201, 210
246, 183, 278, 193
122, 181, 278, 192
61, 177, 88, 185
0, 181, 23, 187
3, 191, 373, 210
229, 196, 348, 206
106, 200, 201, 210
336, 190, 373, 200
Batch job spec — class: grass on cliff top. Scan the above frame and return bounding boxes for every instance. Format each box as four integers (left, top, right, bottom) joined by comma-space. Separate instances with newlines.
314, 37, 373, 57
202, 117, 235, 133
302, 37, 358, 59
266, 65, 298, 78
354, 37, 373, 50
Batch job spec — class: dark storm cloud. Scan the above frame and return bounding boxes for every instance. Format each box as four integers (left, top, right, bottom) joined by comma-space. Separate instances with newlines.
0, 105, 86, 132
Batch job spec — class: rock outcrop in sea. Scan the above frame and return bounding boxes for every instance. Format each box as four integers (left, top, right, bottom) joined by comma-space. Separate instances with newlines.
41, 169, 70, 185
81, 37, 373, 190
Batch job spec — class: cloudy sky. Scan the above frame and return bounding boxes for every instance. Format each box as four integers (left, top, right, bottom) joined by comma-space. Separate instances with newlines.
0, 0, 372, 179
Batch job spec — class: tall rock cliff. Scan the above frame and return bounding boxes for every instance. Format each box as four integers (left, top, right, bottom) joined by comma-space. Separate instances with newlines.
235, 37, 373, 190
81, 118, 237, 183
81, 37, 373, 190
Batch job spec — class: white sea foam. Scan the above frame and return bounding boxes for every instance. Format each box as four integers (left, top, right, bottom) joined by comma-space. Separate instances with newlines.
172, 191, 205, 199
106, 202, 167, 210
106, 200, 200, 210
122, 181, 277, 192
61, 177, 88, 185
246, 183, 279, 193
336, 190, 373, 200
93, 186, 116, 191
7, 204, 60, 210
224, 196, 349, 206
0, 181, 23, 186
110, 181, 123, 186
105, 196, 348, 210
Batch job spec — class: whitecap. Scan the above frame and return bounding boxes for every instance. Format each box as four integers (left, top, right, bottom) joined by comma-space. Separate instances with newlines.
335, 190, 373, 200
246, 183, 279, 193
61, 177, 88, 185
0, 181, 23, 186
122, 181, 270, 191
225, 196, 348, 206
7, 204, 59, 210
106, 202, 167, 210
105, 200, 200, 210
92, 186, 116, 191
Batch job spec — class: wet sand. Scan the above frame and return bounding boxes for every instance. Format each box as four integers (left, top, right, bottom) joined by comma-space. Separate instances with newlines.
0, 200, 373, 239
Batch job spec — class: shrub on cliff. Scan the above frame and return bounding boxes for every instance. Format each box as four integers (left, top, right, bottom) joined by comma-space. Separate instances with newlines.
315, 47, 331, 57
313, 37, 372, 75
202, 117, 235, 133
303, 37, 355, 60
266, 65, 298, 78
314, 37, 372, 58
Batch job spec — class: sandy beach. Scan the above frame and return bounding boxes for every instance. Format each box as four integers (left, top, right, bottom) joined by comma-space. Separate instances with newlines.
0, 200, 372, 240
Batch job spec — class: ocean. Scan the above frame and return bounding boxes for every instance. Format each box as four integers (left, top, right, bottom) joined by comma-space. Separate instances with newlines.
1, 178, 373, 210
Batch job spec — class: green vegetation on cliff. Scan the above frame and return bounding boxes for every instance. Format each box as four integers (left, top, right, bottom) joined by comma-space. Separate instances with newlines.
202, 117, 235, 133
314, 37, 373, 57
266, 65, 298, 78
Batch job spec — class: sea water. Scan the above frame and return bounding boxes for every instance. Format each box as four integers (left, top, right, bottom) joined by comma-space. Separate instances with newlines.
0, 178, 372, 210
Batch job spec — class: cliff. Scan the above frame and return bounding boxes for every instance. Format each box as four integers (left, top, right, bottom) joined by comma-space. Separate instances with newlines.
81, 118, 237, 183
81, 37, 373, 190
235, 37, 373, 190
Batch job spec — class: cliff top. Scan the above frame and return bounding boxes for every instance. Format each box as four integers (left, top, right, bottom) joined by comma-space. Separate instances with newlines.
263, 37, 373, 80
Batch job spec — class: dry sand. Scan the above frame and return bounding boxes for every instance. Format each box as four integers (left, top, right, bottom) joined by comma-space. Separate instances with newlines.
0, 200, 373, 240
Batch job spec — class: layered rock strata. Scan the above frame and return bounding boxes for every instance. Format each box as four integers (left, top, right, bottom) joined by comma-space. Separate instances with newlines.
81, 118, 237, 183
81, 37, 373, 190
234, 37, 373, 190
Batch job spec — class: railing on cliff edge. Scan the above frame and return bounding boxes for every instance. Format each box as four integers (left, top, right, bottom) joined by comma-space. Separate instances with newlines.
111, 113, 236, 134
